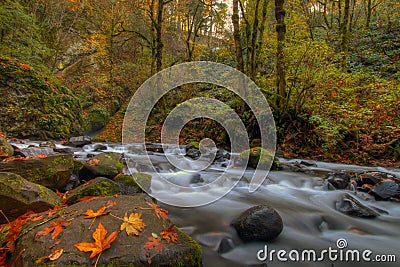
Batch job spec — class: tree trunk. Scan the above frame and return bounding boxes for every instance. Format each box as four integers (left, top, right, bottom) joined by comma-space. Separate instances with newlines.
366, 0, 372, 29
232, 0, 244, 72
275, 0, 286, 115
249, 0, 261, 80
155, 0, 164, 72
340, 0, 350, 69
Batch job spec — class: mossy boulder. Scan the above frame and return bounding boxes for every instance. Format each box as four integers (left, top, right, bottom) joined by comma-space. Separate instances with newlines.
113, 174, 145, 195
239, 147, 280, 170
0, 57, 81, 139
0, 154, 74, 190
0, 172, 60, 224
13, 195, 202, 266
79, 152, 123, 181
66, 177, 121, 204
0, 137, 13, 157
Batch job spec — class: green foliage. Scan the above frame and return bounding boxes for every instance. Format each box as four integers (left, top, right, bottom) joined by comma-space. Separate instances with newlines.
0, 0, 50, 71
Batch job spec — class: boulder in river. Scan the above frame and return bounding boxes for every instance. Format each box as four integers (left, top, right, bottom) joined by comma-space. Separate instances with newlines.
113, 174, 145, 195
67, 136, 92, 147
0, 172, 60, 224
66, 177, 121, 204
0, 154, 74, 190
239, 147, 280, 170
78, 152, 123, 181
370, 179, 400, 200
231, 205, 283, 243
13, 195, 202, 267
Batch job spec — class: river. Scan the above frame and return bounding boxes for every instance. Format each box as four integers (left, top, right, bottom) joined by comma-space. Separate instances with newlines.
13, 141, 400, 266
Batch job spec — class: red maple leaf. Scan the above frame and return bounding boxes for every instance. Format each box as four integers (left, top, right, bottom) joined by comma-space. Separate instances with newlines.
160, 225, 178, 243
146, 202, 169, 220
144, 236, 164, 252
36, 219, 71, 240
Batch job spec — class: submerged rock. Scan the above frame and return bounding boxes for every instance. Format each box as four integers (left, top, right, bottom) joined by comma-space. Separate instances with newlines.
0, 172, 60, 224
66, 177, 121, 204
0, 154, 74, 190
79, 152, 123, 181
231, 205, 283, 243
335, 194, 380, 218
13, 195, 202, 267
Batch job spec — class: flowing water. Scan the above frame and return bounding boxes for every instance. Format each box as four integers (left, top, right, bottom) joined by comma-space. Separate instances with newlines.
13, 141, 400, 266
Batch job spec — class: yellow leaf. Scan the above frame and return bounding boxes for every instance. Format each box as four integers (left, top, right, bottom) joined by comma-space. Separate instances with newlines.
120, 212, 146, 236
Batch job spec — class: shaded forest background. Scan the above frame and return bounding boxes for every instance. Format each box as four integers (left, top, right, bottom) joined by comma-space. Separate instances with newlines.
0, 0, 399, 166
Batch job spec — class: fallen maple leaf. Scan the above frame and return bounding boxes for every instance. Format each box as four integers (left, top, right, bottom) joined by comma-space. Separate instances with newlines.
84, 206, 110, 219
160, 224, 178, 243
36, 219, 71, 240
146, 202, 169, 220
88, 159, 100, 166
144, 236, 164, 252
33, 154, 47, 159
2, 156, 30, 162
35, 248, 64, 263
74, 222, 118, 259
120, 213, 146, 236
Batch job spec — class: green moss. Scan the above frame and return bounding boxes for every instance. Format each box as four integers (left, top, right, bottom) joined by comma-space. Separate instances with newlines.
172, 228, 202, 267
74, 181, 119, 200
115, 160, 123, 173
73, 160, 85, 175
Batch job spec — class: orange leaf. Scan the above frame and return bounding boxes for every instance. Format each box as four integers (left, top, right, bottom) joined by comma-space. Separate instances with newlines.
78, 195, 102, 202
74, 222, 118, 259
146, 202, 169, 220
160, 225, 178, 243
88, 159, 100, 166
83, 206, 110, 219
33, 154, 47, 159
144, 236, 164, 252
36, 219, 71, 240
2, 156, 30, 162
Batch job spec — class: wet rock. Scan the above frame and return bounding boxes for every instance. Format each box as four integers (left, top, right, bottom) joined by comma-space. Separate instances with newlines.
78, 152, 122, 181
66, 177, 120, 204
145, 143, 164, 153
67, 136, 92, 147
39, 141, 56, 148
335, 194, 379, 218
20, 146, 55, 157
218, 237, 235, 254
186, 148, 201, 159
324, 171, 351, 190
371, 179, 400, 200
113, 174, 144, 195
93, 143, 107, 151
0, 154, 74, 190
13, 195, 202, 267
0, 137, 13, 158
231, 205, 283, 242
0, 172, 60, 224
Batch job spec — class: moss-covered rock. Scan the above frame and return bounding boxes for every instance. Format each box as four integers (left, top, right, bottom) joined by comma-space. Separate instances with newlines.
66, 177, 121, 204
0, 57, 81, 139
79, 152, 123, 181
13, 195, 202, 266
113, 174, 145, 195
0, 154, 74, 190
239, 147, 280, 170
0, 172, 60, 224
0, 137, 13, 157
